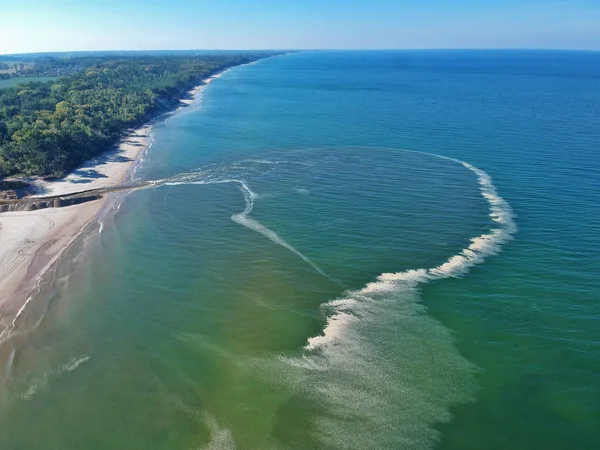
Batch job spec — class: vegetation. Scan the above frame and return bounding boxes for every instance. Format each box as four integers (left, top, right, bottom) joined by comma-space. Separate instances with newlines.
0, 53, 272, 178
0, 77, 59, 89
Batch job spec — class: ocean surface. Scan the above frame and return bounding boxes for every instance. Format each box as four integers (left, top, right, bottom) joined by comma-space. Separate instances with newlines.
1, 50, 599, 449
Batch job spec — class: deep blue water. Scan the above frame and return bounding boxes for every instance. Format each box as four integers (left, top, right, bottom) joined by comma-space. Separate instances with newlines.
1, 50, 599, 449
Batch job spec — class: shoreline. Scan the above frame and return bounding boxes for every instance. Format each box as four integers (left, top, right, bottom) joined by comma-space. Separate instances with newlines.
0, 66, 233, 344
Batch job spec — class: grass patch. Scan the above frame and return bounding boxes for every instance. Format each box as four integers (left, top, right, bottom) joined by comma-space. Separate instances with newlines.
0, 77, 59, 89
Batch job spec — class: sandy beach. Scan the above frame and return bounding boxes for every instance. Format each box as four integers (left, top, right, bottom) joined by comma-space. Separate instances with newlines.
0, 75, 216, 341
0, 124, 150, 333
179, 71, 224, 105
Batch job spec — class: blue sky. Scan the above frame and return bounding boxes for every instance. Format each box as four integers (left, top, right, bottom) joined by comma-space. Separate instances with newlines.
1, 0, 599, 54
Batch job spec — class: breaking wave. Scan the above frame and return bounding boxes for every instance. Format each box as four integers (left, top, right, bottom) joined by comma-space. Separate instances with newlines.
99, 149, 514, 449
306, 156, 516, 350
280, 152, 517, 449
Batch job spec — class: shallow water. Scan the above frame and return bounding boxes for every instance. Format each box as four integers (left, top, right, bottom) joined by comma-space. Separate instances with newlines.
1, 51, 599, 449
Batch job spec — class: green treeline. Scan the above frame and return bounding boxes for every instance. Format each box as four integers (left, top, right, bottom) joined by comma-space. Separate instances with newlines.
0, 54, 269, 178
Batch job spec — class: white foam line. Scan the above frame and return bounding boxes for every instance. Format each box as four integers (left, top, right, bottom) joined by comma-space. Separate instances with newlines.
11, 295, 33, 328
230, 181, 333, 281
21, 355, 90, 400
239, 159, 310, 166
61, 356, 89, 373
162, 177, 333, 281
0, 293, 35, 344
155, 152, 511, 303
305, 156, 517, 350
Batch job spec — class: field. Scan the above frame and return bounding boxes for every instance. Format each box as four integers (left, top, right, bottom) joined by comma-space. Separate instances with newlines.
0, 77, 59, 89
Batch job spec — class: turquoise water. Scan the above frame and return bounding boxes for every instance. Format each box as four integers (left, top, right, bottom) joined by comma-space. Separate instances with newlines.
1, 51, 599, 449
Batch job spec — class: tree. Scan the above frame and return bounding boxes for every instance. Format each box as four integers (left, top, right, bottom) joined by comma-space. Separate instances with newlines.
0, 52, 278, 177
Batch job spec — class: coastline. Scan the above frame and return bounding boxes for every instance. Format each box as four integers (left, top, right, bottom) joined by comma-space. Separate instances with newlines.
0, 68, 229, 344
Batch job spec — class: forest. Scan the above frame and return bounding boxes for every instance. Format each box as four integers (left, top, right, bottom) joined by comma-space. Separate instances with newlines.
0, 53, 272, 178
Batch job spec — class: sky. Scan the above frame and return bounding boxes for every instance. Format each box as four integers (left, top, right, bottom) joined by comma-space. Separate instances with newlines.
1, 0, 599, 54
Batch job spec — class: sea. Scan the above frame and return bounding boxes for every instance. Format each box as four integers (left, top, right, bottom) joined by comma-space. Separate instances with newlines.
0, 50, 599, 449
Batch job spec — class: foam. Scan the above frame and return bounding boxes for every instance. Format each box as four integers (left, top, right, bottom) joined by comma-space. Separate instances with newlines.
61, 356, 89, 373
230, 181, 332, 280
308, 155, 514, 344
359, 269, 431, 295
282, 153, 516, 449
200, 413, 237, 450
292, 283, 478, 450
163, 174, 333, 280
20, 355, 89, 400
0, 293, 36, 344
305, 312, 358, 351
159, 152, 517, 355
239, 159, 310, 167
106, 151, 513, 447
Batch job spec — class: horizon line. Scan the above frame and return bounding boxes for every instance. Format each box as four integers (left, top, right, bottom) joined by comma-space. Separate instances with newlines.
2, 47, 600, 57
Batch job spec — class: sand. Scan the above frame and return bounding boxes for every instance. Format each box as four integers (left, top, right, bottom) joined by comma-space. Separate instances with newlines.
179, 72, 224, 105
0, 123, 150, 335
32, 125, 152, 197
0, 202, 102, 323
0, 74, 217, 340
